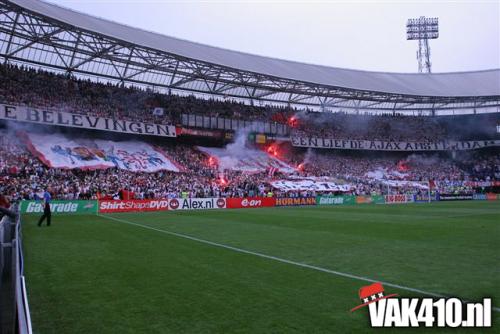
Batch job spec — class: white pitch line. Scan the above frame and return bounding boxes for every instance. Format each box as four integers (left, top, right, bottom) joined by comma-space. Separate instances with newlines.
98, 214, 500, 313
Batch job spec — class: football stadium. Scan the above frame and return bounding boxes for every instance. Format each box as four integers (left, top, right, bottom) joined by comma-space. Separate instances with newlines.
0, 0, 499, 333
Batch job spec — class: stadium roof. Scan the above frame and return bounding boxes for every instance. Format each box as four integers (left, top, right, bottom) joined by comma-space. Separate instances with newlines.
1, 0, 500, 115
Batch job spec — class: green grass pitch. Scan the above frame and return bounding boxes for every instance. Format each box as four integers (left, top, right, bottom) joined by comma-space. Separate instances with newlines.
21, 201, 500, 333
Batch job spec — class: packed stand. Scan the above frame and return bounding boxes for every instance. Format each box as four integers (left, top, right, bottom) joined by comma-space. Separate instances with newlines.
291, 111, 500, 142
0, 130, 274, 200
1, 129, 498, 200
0, 63, 294, 126
2, 63, 498, 143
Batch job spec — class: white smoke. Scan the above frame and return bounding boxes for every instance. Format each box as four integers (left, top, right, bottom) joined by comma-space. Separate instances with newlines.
3, 120, 38, 135
198, 127, 295, 173
216, 127, 253, 171
300, 148, 315, 168
405, 154, 441, 166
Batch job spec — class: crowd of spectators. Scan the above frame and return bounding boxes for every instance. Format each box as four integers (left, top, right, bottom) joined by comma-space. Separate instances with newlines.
0, 63, 293, 126
1, 63, 499, 201
291, 112, 447, 142
296, 149, 500, 195
1, 129, 498, 201
291, 111, 500, 142
0, 131, 276, 200
460, 154, 500, 182
2, 63, 498, 143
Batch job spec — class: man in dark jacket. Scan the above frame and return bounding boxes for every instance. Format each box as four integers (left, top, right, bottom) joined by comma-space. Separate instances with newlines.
37, 188, 52, 227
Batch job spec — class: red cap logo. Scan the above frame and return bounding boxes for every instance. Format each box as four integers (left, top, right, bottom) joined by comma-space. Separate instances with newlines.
350, 282, 398, 312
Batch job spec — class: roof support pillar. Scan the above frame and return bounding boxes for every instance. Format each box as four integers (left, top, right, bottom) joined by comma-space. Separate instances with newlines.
3, 11, 19, 64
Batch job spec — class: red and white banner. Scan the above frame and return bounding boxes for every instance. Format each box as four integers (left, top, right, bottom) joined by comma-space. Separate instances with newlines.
168, 198, 226, 210
197, 146, 295, 173
464, 181, 500, 187
271, 179, 352, 192
384, 194, 414, 204
23, 132, 179, 172
226, 197, 276, 209
99, 199, 169, 213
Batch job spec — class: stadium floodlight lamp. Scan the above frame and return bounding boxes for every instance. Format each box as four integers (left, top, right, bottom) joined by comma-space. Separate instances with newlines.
406, 16, 439, 73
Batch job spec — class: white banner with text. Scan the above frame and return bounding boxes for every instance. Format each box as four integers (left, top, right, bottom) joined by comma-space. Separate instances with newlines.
291, 137, 500, 151
1, 104, 176, 137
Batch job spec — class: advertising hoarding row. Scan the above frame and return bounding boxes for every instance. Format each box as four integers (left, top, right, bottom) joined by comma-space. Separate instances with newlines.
316, 195, 356, 205
19, 192, 499, 214
384, 195, 415, 204
275, 197, 316, 206
168, 198, 226, 210
98, 199, 169, 213
438, 194, 474, 201
226, 197, 276, 209
20, 200, 98, 214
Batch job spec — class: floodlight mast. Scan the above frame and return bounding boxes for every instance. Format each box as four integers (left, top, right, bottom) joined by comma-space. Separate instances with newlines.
406, 16, 439, 73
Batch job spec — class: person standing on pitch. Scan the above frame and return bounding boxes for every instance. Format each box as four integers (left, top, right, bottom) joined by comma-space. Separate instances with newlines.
37, 188, 52, 227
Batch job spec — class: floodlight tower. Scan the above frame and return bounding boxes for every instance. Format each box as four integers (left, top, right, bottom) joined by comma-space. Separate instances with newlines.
406, 16, 439, 73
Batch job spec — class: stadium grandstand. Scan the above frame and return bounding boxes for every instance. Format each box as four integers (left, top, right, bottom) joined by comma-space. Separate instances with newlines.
0, 0, 499, 333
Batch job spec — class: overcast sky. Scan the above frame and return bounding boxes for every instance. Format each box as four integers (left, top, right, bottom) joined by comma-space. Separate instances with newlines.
45, 0, 500, 73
